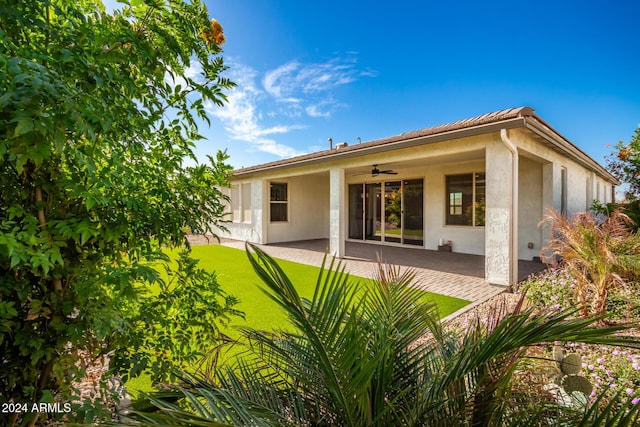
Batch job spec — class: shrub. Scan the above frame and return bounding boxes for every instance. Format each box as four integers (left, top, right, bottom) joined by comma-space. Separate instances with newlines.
541, 209, 640, 318
519, 268, 576, 313
520, 269, 640, 411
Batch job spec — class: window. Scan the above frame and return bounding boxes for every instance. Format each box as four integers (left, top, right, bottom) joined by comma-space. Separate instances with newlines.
226, 183, 252, 223
450, 191, 463, 215
445, 173, 485, 226
561, 167, 567, 215
241, 183, 252, 223
230, 185, 240, 222
586, 177, 592, 210
270, 182, 288, 222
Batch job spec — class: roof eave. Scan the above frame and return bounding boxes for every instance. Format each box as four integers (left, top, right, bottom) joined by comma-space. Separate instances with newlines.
233, 117, 526, 177
523, 117, 620, 185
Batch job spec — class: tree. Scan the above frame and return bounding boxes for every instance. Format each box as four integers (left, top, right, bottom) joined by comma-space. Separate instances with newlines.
607, 126, 640, 201
128, 244, 640, 426
0, 0, 237, 423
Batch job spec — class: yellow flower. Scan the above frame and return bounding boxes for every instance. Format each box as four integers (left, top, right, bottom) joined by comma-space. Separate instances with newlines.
202, 18, 225, 46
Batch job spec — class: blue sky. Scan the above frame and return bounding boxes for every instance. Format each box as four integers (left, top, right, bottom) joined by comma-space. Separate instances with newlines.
108, 0, 640, 169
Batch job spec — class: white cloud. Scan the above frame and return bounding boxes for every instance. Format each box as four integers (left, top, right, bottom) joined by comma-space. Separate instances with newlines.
263, 62, 302, 102
206, 63, 305, 158
305, 105, 330, 118
262, 56, 376, 118
207, 56, 376, 158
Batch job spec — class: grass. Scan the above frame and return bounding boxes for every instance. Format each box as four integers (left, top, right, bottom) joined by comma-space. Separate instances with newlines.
126, 244, 470, 395
189, 244, 469, 330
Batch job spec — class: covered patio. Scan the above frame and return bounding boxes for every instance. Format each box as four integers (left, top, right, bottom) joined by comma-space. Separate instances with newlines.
219, 109, 617, 288
220, 238, 547, 305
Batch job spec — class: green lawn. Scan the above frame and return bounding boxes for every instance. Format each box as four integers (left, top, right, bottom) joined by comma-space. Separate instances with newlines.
127, 244, 469, 394
189, 244, 469, 330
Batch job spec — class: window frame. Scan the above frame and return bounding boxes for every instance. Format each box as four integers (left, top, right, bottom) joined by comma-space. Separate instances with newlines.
445, 172, 485, 227
561, 167, 568, 215
269, 181, 289, 223
241, 182, 252, 223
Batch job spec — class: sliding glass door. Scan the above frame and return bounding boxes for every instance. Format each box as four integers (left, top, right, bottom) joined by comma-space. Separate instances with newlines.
348, 179, 423, 246
365, 183, 382, 241
403, 179, 424, 245
348, 184, 363, 239
384, 181, 402, 243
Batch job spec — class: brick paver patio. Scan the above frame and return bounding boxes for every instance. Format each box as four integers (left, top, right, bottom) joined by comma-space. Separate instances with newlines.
220, 238, 547, 314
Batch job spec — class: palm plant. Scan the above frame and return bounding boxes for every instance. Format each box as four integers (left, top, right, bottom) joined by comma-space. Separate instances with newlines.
541, 209, 640, 318
125, 243, 640, 426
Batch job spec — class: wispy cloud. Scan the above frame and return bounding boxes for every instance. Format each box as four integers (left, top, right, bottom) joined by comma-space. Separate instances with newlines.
305, 97, 342, 118
263, 56, 376, 116
206, 63, 305, 158
207, 55, 376, 158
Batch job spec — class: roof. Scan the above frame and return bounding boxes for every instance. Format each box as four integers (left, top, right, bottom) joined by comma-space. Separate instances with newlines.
232, 106, 618, 184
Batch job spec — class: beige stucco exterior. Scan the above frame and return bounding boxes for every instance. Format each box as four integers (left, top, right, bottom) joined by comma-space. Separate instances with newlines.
214, 108, 618, 286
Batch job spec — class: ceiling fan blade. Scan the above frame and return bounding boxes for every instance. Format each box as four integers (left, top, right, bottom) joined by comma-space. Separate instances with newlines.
380, 170, 398, 175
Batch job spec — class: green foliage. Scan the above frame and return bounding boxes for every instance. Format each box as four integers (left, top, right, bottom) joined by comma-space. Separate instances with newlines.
386, 188, 402, 227
0, 0, 237, 423
591, 200, 640, 233
127, 245, 640, 426
110, 251, 242, 386
520, 267, 640, 324
606, 126, 640, 201
541, 209, 640, 318
521, 268, 640, 412
520, 268, 576, 313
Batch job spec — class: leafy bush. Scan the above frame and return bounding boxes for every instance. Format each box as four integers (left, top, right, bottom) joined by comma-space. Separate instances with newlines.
0, 0, 236, 424
606, 125, 640, 201
519, 268, 576, 313
541, 209, 640, 318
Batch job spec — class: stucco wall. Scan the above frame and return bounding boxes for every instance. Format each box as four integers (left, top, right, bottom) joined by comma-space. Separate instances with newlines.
213, 179, 263, 243
424, 159, 486, 256
267, 173, 330, 243
518, 156, 543, 260
219, 127, 615, 273
506, 129, 613, 214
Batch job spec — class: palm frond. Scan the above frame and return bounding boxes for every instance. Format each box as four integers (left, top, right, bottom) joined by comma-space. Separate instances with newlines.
127, 244, 640, 427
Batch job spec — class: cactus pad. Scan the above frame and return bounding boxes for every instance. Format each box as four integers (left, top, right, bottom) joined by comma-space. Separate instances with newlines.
553, 345, 564, 365
560, 353, 582, 375
562, 375, 593, 396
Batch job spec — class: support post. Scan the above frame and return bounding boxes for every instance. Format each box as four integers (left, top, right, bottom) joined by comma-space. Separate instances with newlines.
329, 167, 345, 257
485, 132, 518, 285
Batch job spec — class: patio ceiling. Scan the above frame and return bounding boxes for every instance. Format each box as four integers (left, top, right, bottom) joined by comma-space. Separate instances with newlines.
344, 149, 485, 177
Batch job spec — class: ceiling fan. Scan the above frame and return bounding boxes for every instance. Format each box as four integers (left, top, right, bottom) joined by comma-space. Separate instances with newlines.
371, 164, 397, 177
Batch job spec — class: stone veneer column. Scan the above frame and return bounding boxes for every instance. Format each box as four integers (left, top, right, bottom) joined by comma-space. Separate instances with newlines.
485, 140, 516, 285
329, 167, 345, 258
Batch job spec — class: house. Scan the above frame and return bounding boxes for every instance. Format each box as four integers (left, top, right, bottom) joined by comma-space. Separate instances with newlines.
216, 107, 618, 286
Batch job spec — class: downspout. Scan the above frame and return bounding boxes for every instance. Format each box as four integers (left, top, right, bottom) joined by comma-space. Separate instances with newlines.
500, 129, 518, 286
